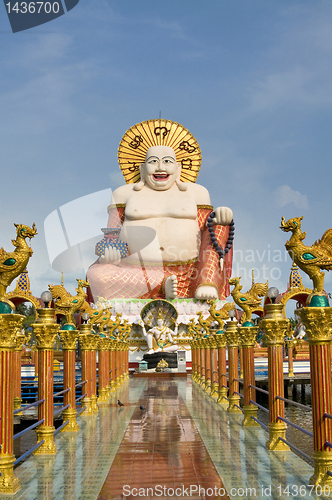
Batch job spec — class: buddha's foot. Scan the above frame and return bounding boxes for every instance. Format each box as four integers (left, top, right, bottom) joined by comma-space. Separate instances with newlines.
165, 275, 177, 300
195, 285, 218, 300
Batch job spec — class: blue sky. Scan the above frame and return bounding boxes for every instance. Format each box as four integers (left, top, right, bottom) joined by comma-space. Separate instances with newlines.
1, 0, 332, 308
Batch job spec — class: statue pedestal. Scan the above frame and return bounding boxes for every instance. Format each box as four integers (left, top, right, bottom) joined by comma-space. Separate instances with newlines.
143, 352, 178, 369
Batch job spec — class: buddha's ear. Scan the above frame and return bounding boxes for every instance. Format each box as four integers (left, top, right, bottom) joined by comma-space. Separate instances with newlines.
134, 164, 145, 191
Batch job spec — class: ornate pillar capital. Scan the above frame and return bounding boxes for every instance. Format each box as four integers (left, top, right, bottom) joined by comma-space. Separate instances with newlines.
238, 326, 258, 348
0, 314, 24, 349
224, 321, 239, 347
59, 330, 79, 350
297, 307, 332, 344
214, 333, 227, 349
261, 304, 289, 346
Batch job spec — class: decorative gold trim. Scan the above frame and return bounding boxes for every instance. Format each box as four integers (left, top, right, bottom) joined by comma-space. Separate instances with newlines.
107, 203, 126, 212
118, 119, 201, 184
197, 205, 213, 210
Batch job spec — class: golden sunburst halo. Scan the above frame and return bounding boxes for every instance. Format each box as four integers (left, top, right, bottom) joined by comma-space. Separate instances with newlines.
118, 119, 201, 184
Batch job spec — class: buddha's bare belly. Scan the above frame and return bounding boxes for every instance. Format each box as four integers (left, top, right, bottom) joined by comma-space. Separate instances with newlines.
120, 218, 200, 262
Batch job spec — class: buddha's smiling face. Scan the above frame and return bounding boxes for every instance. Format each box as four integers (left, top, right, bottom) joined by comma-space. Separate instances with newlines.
142, 146, 181, 190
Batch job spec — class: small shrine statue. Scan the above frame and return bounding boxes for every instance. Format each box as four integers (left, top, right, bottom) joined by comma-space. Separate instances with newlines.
139, 313, 179, 354
87, 119, 234, 302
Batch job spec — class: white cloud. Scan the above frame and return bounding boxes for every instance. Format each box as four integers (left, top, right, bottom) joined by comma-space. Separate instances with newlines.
273, 185, 309, 210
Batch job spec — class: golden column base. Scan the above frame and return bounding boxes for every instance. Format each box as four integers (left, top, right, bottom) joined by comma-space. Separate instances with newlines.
310, 451, 332, 487
98, 387, 109, 404
61, 408, 80, 432
204, 380, 211, 394
13, 397, 22, 415
34, 426, 57, 455
81, 397, 94, 416
0, 454, 20, 494
210, 381, 219, 400
110, 379, 117, 392
242, 404, 260, 427
227, 394, 242, 414
266, 422, 289, 451
91, 394, 98, 412
217, 386, 228, 405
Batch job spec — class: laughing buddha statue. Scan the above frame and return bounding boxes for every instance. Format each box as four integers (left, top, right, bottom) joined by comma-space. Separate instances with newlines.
87, 119, 234, 302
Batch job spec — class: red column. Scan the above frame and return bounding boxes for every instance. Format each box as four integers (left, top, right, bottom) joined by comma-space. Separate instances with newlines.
261, 304, 289, 451
199, 340, 205, 387
79, 325, 94, 416
238, 326, 260, 426
210, 337, 218, 399
286, 339, 294, 377
98, 338, 109, 403
0, 314, 23, 494
32, 308, 60, 455
60, 329, 79, 431
110, 342, 116, 391
90, 343, 98, 412
298, 307, 332, 487
13, 333, 24, 414
216, 334, 228, 404
204, 339, 211, 393
225, 320, 241, 414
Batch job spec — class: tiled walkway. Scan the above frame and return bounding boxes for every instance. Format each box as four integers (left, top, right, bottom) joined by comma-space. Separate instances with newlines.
97, 378, 229, 499
4, 376, 322, 500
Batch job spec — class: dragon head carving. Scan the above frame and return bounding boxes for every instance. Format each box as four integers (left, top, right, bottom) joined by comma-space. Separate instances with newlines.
280, 216, 303, 233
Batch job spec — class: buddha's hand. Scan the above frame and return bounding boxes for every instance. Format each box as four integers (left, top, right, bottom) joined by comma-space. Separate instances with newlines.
99, 246, 121, 265
211, 207, 233, 226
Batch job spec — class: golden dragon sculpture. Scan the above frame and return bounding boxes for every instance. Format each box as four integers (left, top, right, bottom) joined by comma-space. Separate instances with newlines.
80, 301, 105, 326
229, 277, 268, 324
94, 308, 113, 332
207, 299, 236, 330
49, 278, 89, 325
0, 223, 37, 299
107, 313, 123, 337
196, 311, 213, 336
281, 216, 332, 295
118, 319, 131, 341
188, 318, 202, 339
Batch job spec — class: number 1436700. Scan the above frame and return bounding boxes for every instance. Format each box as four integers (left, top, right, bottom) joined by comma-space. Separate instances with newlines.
277, 484, 331, 497
6, 2, 60, 14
